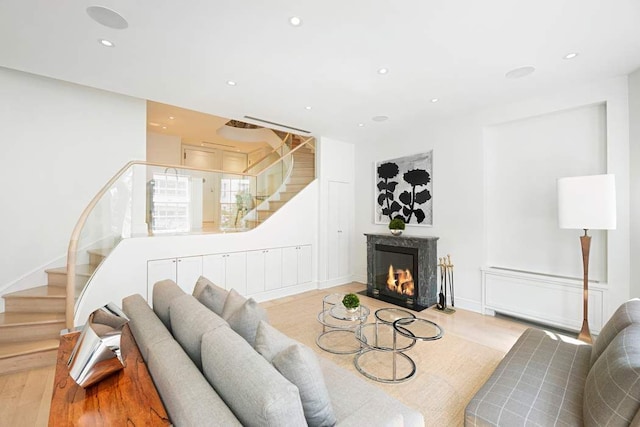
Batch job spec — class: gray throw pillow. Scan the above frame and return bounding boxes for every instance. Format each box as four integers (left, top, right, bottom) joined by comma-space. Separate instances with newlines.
194, 277, 228, 316
221, 288, 247, 320
254, 320, 297, 361
273, 344, 337, 427
227, 298, 269, 346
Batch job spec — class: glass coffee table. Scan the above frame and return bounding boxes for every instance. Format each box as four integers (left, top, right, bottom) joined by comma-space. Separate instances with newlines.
316, 293, 370, 354
354, 307, 443, 383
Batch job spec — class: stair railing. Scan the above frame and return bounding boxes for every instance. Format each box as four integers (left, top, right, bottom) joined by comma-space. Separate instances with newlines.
65, 137, 315, 328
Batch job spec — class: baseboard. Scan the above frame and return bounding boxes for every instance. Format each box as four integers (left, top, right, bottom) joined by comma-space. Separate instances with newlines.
318, 276, 355, 289
452, 297, 482, 314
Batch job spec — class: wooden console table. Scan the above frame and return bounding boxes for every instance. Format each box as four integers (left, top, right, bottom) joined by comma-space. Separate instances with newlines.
49, 324, 170, 426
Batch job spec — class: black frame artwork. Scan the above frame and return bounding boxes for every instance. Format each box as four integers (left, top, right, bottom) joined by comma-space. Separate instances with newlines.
375, 151, 433, 226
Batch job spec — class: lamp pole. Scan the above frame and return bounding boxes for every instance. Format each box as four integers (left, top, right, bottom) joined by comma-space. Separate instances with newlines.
578, 229, 592, 344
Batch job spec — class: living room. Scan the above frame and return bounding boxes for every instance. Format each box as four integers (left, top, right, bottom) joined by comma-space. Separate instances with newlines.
1, 1, 639, 426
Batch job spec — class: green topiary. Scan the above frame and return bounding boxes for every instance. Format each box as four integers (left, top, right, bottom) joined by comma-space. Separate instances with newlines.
342, 293, 360, 309
389, 217, 406, 230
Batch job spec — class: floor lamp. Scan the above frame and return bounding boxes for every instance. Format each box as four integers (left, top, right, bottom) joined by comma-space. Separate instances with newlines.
558, 174, 616, 344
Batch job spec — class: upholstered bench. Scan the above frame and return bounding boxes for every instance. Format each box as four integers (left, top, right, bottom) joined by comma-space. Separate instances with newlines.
465, 299, 640, 426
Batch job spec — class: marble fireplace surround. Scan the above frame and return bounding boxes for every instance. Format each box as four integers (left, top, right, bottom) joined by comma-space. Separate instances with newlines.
365, 233, 439, 311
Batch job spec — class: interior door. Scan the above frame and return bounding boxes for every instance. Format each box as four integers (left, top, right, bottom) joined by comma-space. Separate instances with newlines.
328, 181, 350, 281
183, 148, 219, 223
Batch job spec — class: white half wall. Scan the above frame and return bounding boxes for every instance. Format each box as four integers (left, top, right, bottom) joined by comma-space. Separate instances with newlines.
353, 75, 631, 321
630, 68, 640, 298
0, 68, 146, 310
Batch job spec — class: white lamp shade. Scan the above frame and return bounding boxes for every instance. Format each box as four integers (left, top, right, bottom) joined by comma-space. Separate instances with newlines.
558, 174, 616, 230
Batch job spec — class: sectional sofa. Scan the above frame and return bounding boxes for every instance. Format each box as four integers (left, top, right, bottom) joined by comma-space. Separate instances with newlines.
465, 299, 640, 426
122, 277, 424, 426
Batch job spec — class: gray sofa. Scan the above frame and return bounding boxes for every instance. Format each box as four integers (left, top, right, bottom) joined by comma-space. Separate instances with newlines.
122, 277, 424, 427
465, 299, 640, 426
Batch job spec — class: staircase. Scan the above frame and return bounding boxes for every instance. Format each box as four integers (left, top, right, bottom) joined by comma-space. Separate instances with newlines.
250, 144, 315, 225
0, 248, 108, 374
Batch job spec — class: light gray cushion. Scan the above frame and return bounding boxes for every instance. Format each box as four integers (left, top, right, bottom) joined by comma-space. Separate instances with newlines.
226, 298, 268, 346
152, 279, 186, 331
584, 325, 640, 427
147, 337, 242, 427
169, 295, 228, 369
193, 276, 228, 316
465, 327, 591, 426
122, 294, 173, 361
221, 288, 247, 319
254, 320, 296, 361
273, 344, 336, 427
591, 298, 640, 366
201, 326, 307, 426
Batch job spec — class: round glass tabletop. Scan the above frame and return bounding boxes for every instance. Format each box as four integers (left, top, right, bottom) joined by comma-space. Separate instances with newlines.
393, 318, 443, 341
355, 323, 416, 352
323, 293, 345, 306
375, 307, 416, 325
330, 304, 370, 321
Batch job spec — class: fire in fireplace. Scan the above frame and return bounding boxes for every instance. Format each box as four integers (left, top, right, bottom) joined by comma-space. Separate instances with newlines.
375, 244, 418, 307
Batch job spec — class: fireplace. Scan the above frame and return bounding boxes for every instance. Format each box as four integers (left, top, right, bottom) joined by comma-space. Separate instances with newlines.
366, 233, 438, 310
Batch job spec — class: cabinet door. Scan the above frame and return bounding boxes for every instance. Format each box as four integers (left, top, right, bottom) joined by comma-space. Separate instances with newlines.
264, 248, 283, 291
147, 259, 177, 304
246, 250, 266, 295
298, 245, 312, 284
202, 254, 227, 289
176, 256, 202, 294
225, 252, 247, 295
281, 246, 299, 287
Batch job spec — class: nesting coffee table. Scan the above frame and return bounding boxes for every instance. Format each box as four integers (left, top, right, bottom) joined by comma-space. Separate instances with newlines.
354, 307, 443, 383
316, 293, 370, 354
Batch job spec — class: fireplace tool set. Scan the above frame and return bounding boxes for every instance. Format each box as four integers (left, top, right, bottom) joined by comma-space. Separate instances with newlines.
437, 254, 455, 314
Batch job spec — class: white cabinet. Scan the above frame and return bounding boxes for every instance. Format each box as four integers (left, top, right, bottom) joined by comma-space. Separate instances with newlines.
246, 248, 283, 295
202, 252, 247, 294
282, 245, 312, 287
328, 181, 350, 281
147, 256, 202, 300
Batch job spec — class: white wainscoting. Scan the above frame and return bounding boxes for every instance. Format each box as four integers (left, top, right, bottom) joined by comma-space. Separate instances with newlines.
481, 267, 607, 335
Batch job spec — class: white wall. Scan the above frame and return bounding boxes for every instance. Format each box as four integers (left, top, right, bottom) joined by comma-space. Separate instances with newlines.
353, 75, 631, 318
0, 68, 146, 309
75, 180, 319, 323
630, 68, 640, 297
146, 132, 181, 165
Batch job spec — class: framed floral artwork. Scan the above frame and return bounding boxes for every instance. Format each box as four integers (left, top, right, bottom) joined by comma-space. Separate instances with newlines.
375, 151, 433, 226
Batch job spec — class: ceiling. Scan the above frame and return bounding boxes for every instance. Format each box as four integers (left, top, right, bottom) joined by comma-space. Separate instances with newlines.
1, 1, 639, 145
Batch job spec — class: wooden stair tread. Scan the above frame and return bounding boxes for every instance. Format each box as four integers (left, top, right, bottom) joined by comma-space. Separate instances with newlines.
0, 312, 65, 327
0, 339, 59, 359
3, 286, 66, 299
87, 247, 112, 257
45, 264, 95, 277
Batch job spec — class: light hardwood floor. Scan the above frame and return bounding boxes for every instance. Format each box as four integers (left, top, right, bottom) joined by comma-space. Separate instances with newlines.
0, 282, 531, 426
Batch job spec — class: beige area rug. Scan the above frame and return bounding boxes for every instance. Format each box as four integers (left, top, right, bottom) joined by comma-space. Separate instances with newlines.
264, 291, 505, 427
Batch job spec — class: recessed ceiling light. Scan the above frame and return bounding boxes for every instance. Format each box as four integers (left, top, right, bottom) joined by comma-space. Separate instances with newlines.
289, 16, 302, 26
86, 6, 128, 30
358, 123, 365, 127
226, 80, 237, 86
305, 106, 312, 110
162, 126, 167, 130
168, 116, 175, 120
505, 66, 535, 79
377, 68, 389, 75
563, 52, 579, 60
430, 98, 439, 103
148, 122, 160, 127
98, 39, 115, 47
372, 115, 389, 122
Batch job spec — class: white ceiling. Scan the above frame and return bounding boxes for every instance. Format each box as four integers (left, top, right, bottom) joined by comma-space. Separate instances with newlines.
1, 1, 639, 145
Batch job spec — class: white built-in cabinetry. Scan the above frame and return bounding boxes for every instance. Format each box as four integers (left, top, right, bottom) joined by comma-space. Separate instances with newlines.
147, 244, 312, 302
147, 256, 203, 298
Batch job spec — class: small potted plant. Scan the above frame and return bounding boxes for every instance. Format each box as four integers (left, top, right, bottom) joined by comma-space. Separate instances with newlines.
389, 217, 405, 236
342, 293, 360, 313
